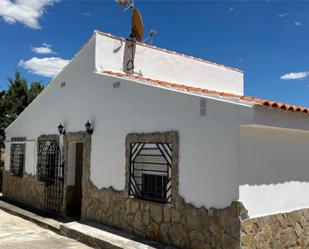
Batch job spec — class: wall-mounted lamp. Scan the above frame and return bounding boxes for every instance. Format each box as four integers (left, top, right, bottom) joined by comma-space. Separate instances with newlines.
85, 120, 93, 135
58, 123, 66, 135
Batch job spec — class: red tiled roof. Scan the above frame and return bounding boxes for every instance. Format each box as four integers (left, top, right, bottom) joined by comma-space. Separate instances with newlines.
103, 70, 309, 115
96, 30, 243, 73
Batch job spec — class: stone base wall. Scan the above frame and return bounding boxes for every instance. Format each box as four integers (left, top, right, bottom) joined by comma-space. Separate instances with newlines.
82, 181, 247, 249
2, 171, 44, 209
241, 208, 309, 249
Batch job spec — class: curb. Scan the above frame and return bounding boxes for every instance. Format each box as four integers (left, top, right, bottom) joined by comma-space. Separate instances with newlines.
61, 225, 122, 249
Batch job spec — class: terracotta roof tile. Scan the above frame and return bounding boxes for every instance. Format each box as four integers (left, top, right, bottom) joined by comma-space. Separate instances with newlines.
102, 70, 309, 115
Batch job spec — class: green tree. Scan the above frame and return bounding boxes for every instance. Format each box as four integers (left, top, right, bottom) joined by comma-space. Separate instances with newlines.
0, 90, 6, 148
0, 71, 44, 148
28, 82, 44, 104
4, 71, 29, 128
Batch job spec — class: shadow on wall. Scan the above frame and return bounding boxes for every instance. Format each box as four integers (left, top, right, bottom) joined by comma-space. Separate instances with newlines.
123, 40, 136, 74
122, 40, 143, 76
239, 126, 309, 217
239, 126, 309, 185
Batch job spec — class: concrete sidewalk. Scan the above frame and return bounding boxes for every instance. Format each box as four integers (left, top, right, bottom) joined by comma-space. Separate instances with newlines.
0, 209, 91, 249
0, 199, 175, 249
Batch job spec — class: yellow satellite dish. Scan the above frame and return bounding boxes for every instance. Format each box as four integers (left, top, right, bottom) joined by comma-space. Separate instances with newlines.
118, 0, 127, 5
131, 8, 143, 42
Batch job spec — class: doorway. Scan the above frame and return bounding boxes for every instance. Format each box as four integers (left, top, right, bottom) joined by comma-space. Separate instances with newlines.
66, 142, 83, 218
38, 138, 64, 214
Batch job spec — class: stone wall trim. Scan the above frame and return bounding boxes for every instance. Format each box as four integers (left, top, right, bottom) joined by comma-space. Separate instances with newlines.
125, 131, 179, 205
63, 131, 91, 216
11, 137, 27, 142
81, 131, 245, 248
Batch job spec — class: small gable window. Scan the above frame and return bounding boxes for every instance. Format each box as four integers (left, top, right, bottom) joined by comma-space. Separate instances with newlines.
10, 143, 25, 177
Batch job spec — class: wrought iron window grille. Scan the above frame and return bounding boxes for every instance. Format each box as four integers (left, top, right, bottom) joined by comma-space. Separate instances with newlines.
37, 138, 64, 213
129, 142, 172, 203
38, 139, 61, 182
10, 143, 25, 177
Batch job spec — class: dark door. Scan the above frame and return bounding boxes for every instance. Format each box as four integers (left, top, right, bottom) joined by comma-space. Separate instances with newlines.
72, 143, 83, 218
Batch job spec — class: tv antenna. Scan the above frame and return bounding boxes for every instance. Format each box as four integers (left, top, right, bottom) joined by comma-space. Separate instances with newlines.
117, 0, 135, 12
117, 0, 144, 73
143, 29, 158, 45
117, 0, 143, 42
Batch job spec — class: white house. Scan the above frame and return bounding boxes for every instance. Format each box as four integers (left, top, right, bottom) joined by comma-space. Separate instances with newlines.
3, 30, 309, 249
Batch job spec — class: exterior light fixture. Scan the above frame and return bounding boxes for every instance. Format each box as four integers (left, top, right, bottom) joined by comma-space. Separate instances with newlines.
58, 123, 65, 135
85, 120, 93, 135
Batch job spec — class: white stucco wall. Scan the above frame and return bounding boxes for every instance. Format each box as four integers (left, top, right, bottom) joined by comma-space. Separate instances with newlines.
239, 125, 309, 217
91, 76, 252, 208
95, 32, 244, 95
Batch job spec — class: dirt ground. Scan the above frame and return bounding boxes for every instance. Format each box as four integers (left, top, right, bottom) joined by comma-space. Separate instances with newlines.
0, 209, 93, 249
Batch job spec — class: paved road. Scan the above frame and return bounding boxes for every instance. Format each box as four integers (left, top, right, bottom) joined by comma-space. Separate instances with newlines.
0, 209, 93, 249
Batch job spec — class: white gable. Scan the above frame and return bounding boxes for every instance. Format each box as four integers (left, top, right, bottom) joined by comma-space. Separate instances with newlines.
95, 31, 244, 95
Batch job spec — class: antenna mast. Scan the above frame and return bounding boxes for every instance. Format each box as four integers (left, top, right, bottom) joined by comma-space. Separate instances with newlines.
117, 0, 143, 74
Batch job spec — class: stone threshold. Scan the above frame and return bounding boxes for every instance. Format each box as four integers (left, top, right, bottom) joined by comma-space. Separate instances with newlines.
0, 198, 176, 249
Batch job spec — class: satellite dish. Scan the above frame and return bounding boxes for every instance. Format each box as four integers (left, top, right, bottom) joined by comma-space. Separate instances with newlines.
115, 1, 144, 73
131, 8, 143, 42
117, 0, 135, 12
118, 0, 127, 6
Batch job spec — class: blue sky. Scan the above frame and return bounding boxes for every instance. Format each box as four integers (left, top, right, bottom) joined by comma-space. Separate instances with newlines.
0, 1, 309, 106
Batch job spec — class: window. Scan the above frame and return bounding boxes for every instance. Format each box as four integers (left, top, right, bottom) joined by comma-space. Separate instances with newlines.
128, 142, 172, 203
142, 174, 167, 201
10, 144, 25, 176
38, 139, 60, 183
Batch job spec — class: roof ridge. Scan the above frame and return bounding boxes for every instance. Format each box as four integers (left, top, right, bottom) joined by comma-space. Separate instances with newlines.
101, 70, 309, 115
95, 30, 243, 73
